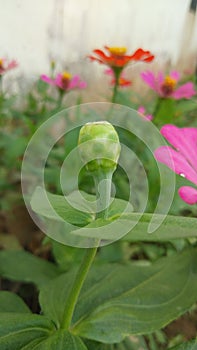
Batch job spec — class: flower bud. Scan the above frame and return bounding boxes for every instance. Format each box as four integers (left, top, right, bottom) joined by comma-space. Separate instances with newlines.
78, 121, 121, 174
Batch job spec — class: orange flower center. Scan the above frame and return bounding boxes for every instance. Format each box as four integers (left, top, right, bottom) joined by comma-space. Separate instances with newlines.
61, 71, 71, 89
108, 47, 127, 56
62, 71, 71, 81
161, 75, 177, 96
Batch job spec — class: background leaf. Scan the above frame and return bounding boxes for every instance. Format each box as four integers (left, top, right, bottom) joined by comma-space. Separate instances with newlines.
170, 339, 197, 349
0, 250, 60, 288
0, 291, 31, 313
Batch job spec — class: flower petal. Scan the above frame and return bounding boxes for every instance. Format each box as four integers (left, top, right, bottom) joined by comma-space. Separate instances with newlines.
169, 71, 180, 81
40, 75, 54, 86
154, 145, 197, 185
160, 124, 197, 173
172, 82, 196, 99
141, 71, 157, 90
178, 186, 197, 205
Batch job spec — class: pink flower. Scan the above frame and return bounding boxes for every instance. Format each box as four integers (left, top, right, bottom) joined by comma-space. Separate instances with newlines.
41, 72, 87, 91
154, 124, 197, 204
104, 68, 132, 87
0, 58, 18, 75
137, 106, 153, 121
141, 70, 196, 99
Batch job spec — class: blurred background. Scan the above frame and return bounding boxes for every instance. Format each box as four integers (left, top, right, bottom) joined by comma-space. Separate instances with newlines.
0, 0, 197, 97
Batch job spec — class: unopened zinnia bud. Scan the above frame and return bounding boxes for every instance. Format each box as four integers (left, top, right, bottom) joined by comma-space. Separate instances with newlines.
78, 121, 121, 174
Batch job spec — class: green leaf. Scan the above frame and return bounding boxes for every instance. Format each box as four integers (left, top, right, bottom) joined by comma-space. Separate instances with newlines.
30, 187, 133, 246
0, 313, 87, 350
73, 213, 197, 242
0, 292, 31, 313
30, 187, 94, 227
30, 329, 88, 350
122, 213, 197, 242
0, 250, 60, 288
85, 336, 148, 349
39, 249, 197, 343
170, 339, 197, 349
0, 313, 54, 350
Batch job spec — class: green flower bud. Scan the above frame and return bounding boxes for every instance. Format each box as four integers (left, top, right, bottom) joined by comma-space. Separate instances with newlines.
78, 121, 121, 174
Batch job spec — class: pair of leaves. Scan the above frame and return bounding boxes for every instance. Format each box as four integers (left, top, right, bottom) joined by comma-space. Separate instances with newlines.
1, 249, 197, 348
39, 248, 197, 343
31, 187, 197, 244
0, 292, 147, 349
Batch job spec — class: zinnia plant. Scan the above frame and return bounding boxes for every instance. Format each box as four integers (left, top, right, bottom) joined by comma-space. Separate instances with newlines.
89, 46, 154, 102
41, 71, 87, 106
155, 124, 197, 204
141, 70, 196, 100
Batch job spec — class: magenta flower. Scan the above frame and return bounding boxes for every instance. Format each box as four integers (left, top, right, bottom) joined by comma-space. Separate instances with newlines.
41, 72, 87, 91
0, 58, 18, 75
137, 106, 153, 121
154, 124, 197, 204
141, 70, 196, 99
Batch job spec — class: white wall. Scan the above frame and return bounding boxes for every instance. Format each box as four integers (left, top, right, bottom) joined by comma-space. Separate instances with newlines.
0, 0, 196, 91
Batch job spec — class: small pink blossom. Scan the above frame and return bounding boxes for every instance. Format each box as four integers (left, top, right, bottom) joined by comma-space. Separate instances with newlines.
41, 72, 87, 92
137, 106, 153, 121
104, 68, 132, 87
154, 124, 197, 204
0, 58, 18, 75
141, 70, 196, 99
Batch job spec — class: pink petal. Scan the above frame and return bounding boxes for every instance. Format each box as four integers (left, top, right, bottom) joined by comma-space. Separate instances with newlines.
40, 74, 54, 86
141, 71, 157, 90
68, 75, 80, 89
169, 71, 180, 81
7, 60, 18, 69
104, 68, 113, 76
78, 81, 87, 89
172, 82, 196, 99
145, 114, 153, 121
154, 146, 197, 185
160, 125, 197, 173
178, 186, 197, 205
138, 106, 145, 114
54, 73, 63, 88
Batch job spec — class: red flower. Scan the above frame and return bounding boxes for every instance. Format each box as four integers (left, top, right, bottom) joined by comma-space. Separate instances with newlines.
89, 46, 154, 69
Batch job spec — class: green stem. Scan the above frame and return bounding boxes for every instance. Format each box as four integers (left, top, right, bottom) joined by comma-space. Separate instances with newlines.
112, 69, 121, 103
94, 171, 112, 219
61, 246, 98, 330
57, 89, 64, 108
61, 170, 112, 330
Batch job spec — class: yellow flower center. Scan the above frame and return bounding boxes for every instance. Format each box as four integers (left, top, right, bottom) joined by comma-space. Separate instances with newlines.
62, 71, 71, 80
0, 59, 3, 68
163, 76, 176, 89
108, 47, 127, 56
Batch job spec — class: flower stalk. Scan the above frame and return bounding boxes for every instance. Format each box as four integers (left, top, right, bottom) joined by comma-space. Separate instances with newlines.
61, 121, 120, 330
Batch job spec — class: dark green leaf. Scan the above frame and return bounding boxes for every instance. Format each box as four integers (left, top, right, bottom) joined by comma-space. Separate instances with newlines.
122, 213, 197, 242
0, 313, 54, 350
0, 250, 60, 288
0, 292, 31, 313
39, 249, 197, 343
